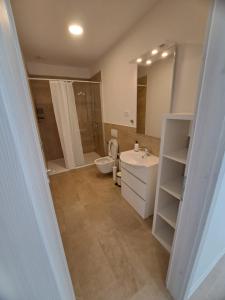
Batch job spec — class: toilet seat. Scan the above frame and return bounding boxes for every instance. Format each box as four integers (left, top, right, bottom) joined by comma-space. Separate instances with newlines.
95, 156, 114, 165
95, 138, 118, 174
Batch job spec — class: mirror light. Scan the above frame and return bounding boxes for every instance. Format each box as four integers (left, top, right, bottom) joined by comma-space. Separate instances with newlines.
68, 24, 84, 36
161, 51, 169, 58
151, 49, 158, 55
136, 58, 142, 63
146, 59, 152, 65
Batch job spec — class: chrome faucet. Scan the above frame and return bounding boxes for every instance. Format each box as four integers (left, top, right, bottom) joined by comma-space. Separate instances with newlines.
139, 146, 151, 158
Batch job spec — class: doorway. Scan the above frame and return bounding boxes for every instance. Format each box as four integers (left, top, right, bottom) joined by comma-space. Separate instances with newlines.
3, 0, 219, 300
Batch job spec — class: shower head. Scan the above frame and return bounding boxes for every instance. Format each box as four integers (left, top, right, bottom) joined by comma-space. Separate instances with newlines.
77, 91, 86, 96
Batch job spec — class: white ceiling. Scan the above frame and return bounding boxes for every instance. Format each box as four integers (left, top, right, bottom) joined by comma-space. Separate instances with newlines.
11, 0, 158, 67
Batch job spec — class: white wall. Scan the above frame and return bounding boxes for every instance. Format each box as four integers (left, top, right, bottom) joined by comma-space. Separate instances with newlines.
27, 61, 90, 78
187, 153, 225, 297
172, 44, 204, 113
90, 0, 211, 127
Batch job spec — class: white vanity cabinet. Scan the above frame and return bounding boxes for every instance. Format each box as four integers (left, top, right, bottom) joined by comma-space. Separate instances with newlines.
120, 150, 159, 219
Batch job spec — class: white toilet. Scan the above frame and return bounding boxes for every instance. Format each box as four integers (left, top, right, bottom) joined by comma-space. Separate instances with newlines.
95, 138, 118, 174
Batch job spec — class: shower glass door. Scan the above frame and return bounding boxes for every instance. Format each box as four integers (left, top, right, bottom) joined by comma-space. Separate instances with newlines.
73, 82, 105, 164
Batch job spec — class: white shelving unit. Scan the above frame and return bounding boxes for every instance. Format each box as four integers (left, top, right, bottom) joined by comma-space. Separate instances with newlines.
163, 148, 188, 164
160, 176, 183, 200
152, 113, 193, 253
158, 200, 179, 229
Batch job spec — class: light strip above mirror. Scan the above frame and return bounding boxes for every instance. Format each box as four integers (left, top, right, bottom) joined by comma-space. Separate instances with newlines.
131, 42, 176, 66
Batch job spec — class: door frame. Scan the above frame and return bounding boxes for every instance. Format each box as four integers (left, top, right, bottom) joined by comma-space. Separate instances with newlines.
0, 0, 75, 299
167, 0, 225, 299
2, 0, 225, 299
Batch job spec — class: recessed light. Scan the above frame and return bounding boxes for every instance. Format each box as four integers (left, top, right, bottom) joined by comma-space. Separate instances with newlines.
151, 49, 158, 55
161, 51, 169, 58
136, 58, 142, 63
146, 59, 152, 65
68, 24, 83, 36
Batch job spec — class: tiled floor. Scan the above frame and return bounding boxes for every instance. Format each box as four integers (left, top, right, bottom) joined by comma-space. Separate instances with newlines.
48, 158, 67, 175
47, 152, 101, 175
83, 152, 100, 165
190, 254, 225, 300
50, 165, 172, 300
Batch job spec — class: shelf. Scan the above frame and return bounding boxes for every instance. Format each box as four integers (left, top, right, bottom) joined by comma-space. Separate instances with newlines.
154, 218, 174, 253
160, 177, 183, 200
157, 201, 179, 229
163, 148, 188, 164
153, 115, 193, 254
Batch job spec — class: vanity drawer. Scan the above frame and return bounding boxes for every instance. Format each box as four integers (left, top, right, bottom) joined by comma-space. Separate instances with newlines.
121, 181, 146, 218
121, 167, 146, 199
121, 161, 148, 183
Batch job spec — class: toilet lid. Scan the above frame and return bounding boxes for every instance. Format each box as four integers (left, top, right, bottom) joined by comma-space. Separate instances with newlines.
108, 138, 118, 160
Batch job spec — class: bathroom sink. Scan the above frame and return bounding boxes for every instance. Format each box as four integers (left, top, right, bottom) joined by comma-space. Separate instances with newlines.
120, 150, 159, 167
120, 150, 159, 219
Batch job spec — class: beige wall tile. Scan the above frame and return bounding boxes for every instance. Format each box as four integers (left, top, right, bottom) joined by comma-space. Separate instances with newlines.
104, 123, 160, 156
30, 80, 63, 161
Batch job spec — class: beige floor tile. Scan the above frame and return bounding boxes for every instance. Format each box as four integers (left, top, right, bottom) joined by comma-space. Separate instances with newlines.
190, 254, 225, 300
130, 283, 172, 300
50, 165, 172, 300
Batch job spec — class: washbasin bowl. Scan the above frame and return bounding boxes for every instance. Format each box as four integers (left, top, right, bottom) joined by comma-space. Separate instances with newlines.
120, 150, 159, 167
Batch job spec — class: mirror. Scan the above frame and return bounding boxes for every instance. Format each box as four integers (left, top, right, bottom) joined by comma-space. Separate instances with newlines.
136, 45, 176, 138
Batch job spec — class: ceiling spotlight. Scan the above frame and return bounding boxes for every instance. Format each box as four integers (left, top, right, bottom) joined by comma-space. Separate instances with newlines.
136, 58, 142, 63
68, 24, 83, 36
161, 51, 169, 58
151, 49, 158, 55
146, 59, 152, 65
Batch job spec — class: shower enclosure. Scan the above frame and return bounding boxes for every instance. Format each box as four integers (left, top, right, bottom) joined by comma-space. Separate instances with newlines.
30, 78, 105, 175
73, 82, 105, 158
